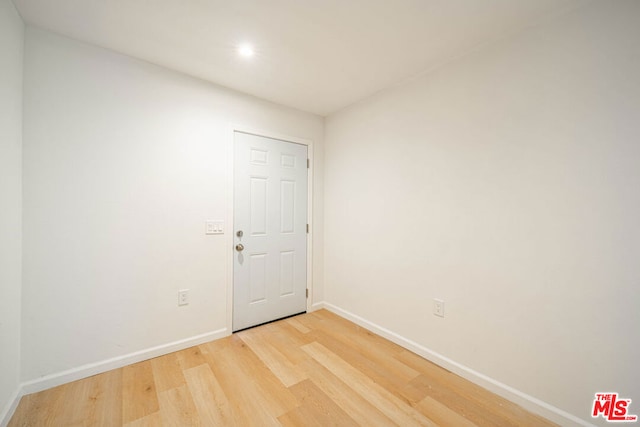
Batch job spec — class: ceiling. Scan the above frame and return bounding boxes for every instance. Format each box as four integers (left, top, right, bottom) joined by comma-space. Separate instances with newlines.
13, 0, 586, 116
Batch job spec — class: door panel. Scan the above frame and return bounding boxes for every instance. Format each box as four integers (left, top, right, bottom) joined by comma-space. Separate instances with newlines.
233, 132, 308, 331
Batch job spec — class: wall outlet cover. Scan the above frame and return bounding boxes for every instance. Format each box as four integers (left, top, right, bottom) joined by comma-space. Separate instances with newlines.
178, 289, 190, 306
434, 299, 445, 317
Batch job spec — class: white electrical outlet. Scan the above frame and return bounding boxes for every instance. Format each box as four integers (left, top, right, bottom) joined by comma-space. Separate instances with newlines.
178, 289, 190, 306
433, 299, 445, 317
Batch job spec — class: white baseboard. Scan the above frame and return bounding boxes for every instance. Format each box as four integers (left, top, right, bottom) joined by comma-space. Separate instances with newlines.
0, 387, 23, 427
309, 301, 326, 312
322, 302, 594, 427
19, 328, 228, 397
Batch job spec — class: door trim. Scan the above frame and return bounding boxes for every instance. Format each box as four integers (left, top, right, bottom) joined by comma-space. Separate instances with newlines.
225, 125, 314, 334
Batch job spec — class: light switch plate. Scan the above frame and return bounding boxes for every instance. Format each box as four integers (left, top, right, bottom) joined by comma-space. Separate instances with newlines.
205, 220, 224, 235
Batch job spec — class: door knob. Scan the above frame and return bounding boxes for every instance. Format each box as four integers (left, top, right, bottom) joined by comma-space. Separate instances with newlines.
235, 243, 244, 252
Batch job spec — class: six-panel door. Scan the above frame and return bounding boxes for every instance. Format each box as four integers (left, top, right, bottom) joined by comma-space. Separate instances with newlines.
233, 132, 308, 331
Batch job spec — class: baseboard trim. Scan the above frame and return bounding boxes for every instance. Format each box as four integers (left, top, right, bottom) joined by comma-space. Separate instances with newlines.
322, 302, 593, 427
309, 301, 326, 312
20, 328, 229, 397
0, 387, 23, 427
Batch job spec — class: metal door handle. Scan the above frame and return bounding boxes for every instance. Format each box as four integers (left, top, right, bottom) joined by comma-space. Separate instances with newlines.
235, 243, 244, 252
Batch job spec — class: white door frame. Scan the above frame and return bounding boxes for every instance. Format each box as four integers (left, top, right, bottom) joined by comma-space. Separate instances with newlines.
225, 125, 314, 333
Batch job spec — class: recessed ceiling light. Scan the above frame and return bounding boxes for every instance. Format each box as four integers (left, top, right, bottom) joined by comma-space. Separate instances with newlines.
238, 43, 254, 58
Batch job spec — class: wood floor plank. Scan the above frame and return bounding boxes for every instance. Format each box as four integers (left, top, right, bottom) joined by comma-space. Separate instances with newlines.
302, 341, 436, 427
229, 334, 300, 416
199, 335, 231, 356
52, 377, 93, 426
407, 374, 519, 426
9, 385, 69, 427
150, 352, 185, 392
183, 363, 236, 426
84, 369, 123, 426
204, 345, 282, 426
175, 345, 207, 371
122, 360, 159, 424
278, 379, 359, 427
286, 317, 311, 334
298, 358, 398, 427
238, 326, 307, 387
265, 321, 315, 365
312, 328, 424, 405
6, 394, 34, 426
315, 322, 421, 383
415, 395, 478, 427
122, 412, 162, 427
157, 384, 200, 426
313, 312, 413, 363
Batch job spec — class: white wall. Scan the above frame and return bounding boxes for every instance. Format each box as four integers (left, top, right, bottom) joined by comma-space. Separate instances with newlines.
324, 1, 639, 425
0, 0, 23, 422
21, 27, 323, 383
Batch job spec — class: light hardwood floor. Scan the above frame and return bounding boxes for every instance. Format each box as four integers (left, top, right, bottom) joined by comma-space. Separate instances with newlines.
9, 309, 556, 426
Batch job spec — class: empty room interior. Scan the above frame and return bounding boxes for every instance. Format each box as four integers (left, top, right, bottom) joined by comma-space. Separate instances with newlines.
1, 0, 639, 426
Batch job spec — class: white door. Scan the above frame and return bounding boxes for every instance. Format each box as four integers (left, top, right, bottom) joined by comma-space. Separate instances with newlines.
233, 131, 308, 331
